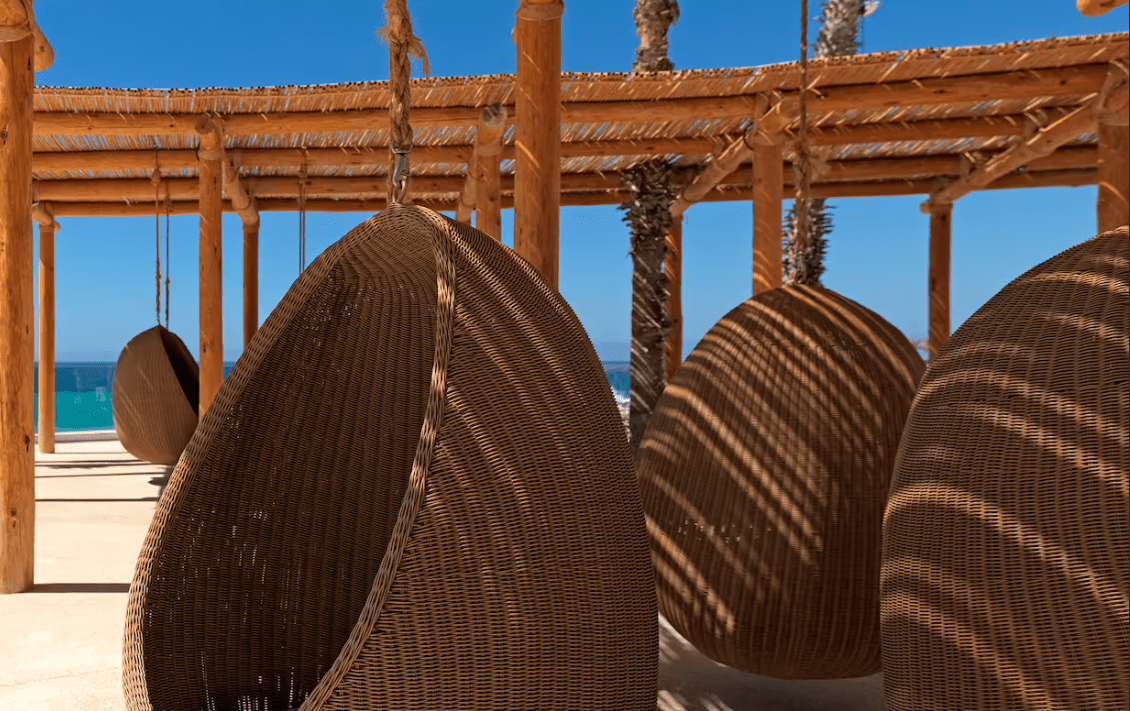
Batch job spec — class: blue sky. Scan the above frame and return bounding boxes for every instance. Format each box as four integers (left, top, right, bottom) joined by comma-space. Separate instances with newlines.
31, 0, 1129, 362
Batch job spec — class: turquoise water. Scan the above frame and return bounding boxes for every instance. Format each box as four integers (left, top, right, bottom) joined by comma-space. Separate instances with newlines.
35, 360, 631, 432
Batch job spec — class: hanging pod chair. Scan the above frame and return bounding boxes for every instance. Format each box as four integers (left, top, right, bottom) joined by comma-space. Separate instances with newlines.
636, 285, 925, 679
112, 325, 200, 464
123, 205, 657, 711
881, 226, 1129, 711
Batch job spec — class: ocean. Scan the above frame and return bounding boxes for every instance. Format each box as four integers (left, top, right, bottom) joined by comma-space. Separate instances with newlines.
35, 360, 631, 432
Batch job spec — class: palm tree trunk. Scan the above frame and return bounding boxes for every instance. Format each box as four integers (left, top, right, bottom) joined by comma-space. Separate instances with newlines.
624, 0, 679, 452
783, 0, 861, 286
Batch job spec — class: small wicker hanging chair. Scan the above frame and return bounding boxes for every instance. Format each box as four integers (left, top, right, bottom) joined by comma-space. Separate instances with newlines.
112, 325, 200, 464
123, 205, 657, 711
881, 226, 1129, 711
636, 285, 925, 679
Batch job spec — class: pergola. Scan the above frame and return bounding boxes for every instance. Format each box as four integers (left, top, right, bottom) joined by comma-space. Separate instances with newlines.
1, 0, 1126, 594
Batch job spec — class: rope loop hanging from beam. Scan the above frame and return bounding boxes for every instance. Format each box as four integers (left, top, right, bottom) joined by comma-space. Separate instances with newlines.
378, 0, 430, 204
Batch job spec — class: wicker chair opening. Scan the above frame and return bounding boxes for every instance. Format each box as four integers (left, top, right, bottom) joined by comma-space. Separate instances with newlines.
881, 226, 1129, 711
112, 325, 200, 464
123, 205, 657, 711
636, 285, 925, 679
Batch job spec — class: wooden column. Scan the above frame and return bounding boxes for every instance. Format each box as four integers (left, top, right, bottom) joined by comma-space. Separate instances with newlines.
514, 0, 563, 288
664, 214, 683, 382
928, 202, 953, 359
1097, 120, 1128, 233
242, 218, 259, 348
752, 139, 784, 295
37, 213, 56, 454
0, 28, 35, 594
197, 119, 224, 420
474, 106, 507, 241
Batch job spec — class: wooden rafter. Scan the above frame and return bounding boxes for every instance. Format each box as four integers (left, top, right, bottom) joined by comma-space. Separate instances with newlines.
924, 64, 1125, 211
670, 131, 753, 216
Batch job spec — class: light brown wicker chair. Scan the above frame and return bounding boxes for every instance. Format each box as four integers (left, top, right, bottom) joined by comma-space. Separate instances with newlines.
882, 226, 1129, 711
112, 325, 200, 464
636, 285, 924, 679
122, 205, 657, 711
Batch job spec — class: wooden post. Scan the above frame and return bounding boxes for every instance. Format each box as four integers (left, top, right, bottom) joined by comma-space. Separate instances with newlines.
928, 201, 953, 359
197, 118, 224, 420
752, 139, 784, 295
37, 214, 56, 454
0, 28, 35, 594
514, 0, 563, 288
474, 106, 507, 241
1097, 120, 1128, 233
242, 218, 259, 349
664, 215, 683, 382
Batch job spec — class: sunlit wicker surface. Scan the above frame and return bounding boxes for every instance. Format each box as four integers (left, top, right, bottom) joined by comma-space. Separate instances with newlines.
111, 325, 199, 465
121, 205, 656, 710
637, 285, 924, 679
882, 226, 1129, 711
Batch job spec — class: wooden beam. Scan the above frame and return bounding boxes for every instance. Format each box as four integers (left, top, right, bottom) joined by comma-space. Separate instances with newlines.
197, 118, 224, 421
514, 0, 563, 289
927, 202, 952, 359
802, 64, 1109, 115
924, 101, 1099, 211
37, 213, 56, 454
1098, 121, 1129, 232
1098, 67, 1129, 232
1077, 0, 1128, 16
664, 214, 683, 382
222, 157, 259, 228
31, 111, 1089, 176
0, 0, 53, 72
32, 65, 1109, 140
473, 105, 507, 240
752, 139, 784, 295
671, 131, 754, 216
0, 29, 35, 594
243, 219, 259, 349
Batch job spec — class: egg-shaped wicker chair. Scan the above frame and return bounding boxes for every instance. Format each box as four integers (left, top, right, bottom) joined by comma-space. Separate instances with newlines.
112, 325, 200, 464
881, 226, 1129, 711
636, 285, 925, 680
123, 205, 657, 711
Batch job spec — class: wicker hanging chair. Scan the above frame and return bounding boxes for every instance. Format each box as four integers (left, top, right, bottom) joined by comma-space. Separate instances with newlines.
636, 284, 925, 679
112, 325, 200, 464
881, 226, 1129, 711
123, 205, 657, 711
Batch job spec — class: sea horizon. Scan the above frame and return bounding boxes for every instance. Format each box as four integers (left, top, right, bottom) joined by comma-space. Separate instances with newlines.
33, 360, 631, 433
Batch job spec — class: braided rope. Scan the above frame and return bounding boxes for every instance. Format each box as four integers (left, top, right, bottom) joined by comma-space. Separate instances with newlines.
152, 168, 162, 326
794, 0, 813, 282
165, 196, 171, 328
377, 0, 429, 203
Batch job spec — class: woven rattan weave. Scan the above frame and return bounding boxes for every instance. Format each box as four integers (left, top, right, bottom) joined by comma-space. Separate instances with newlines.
112, 325, 200, 464
122, 205, 656, 711
881, 226, 1129, 711
636, 285, 924, 679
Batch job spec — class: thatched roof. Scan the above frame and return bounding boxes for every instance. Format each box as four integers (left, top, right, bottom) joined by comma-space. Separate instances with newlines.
31, 32, 1129, 217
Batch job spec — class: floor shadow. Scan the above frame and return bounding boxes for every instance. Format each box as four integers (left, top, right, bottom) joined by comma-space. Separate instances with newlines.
37, 469, 160, 479
31, 582, 132, 593
38, 459, 153, 470
36, 497, 159, 503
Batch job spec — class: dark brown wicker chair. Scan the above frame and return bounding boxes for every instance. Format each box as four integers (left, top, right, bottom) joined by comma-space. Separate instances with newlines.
881, 226, 1129, 711
636, 285, 925, 680
122, 205, 657, 711
112, 325, 200, 464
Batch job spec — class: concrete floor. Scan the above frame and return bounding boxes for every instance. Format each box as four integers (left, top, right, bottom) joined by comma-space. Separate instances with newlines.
1, 431, 885, 710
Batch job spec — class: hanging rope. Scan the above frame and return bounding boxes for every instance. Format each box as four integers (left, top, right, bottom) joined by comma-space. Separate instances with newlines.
152, 168, 163, 326
165, 193, 172, 328
377, 0, 429, 204
794, 0, 813, 282
298, 156, 308, 271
